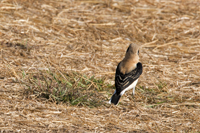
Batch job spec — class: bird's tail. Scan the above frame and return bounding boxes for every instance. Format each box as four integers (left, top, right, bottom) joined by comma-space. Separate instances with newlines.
109, 93, 121, 105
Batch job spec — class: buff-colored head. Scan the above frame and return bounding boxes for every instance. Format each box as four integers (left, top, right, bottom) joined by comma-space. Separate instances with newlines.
125, 43, 140, 58
120, 43, 140, 74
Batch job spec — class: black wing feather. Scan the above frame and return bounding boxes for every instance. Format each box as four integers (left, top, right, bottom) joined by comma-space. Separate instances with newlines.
115, 62, 143, 95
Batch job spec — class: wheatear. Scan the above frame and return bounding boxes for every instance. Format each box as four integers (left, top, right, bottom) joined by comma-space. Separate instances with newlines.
109, 43, 143, 105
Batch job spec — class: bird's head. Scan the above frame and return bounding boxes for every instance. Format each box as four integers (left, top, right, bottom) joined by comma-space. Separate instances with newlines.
125, 43, 140, 59
119, 43, 141, 74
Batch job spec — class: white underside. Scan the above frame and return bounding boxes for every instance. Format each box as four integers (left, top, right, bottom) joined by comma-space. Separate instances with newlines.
108, 79, 138, 104
120, 79, 138, 95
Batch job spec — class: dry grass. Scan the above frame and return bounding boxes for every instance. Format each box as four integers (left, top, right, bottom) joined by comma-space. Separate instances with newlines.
0, 0, 200, 132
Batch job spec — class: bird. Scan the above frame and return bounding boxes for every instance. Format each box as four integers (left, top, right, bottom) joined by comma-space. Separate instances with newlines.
109, 43, 143, 105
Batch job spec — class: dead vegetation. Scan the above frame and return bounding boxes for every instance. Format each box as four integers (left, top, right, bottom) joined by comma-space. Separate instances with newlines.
0, 0, 200, 132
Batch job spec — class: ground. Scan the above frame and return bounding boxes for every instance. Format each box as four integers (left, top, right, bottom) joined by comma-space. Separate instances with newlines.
0, 0, 200, 132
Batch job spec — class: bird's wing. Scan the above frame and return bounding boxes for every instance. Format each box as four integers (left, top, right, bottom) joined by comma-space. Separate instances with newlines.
115, 62, 143, 94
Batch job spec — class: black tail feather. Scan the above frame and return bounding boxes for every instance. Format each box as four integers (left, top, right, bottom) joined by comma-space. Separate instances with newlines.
110, 93, 121, 105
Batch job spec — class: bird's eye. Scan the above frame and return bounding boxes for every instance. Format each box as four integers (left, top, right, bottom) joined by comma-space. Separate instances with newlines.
126, 47, 130, 53
138, 50, 139, 55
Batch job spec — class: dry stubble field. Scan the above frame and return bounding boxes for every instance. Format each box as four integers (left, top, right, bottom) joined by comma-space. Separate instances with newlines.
0, 0, 200, 132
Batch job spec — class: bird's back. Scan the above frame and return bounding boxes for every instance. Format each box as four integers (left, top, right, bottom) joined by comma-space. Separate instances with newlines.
115, 62, 143, 95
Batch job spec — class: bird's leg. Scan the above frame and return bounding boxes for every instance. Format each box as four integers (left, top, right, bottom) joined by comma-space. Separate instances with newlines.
132, 91, 135, 96
132, 87, 136, 105
132, 87, 135, 96
132, 87, 142, 113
